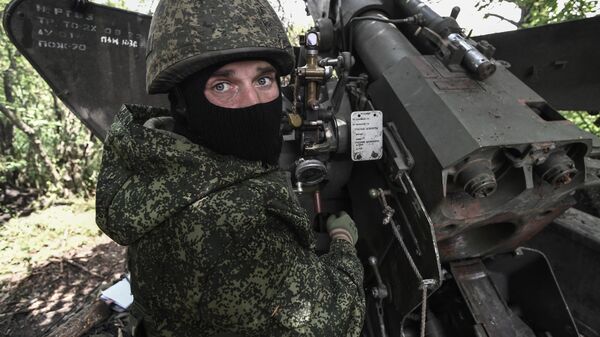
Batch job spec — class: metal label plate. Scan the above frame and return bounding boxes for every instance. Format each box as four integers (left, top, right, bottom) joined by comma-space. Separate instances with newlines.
351, 110, 383, 161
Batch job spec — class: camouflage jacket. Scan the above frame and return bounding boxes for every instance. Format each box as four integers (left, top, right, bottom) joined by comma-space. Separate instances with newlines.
96, 104, 365, 337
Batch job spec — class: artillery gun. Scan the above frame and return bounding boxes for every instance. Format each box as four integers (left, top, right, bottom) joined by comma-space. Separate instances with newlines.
3, 0, 600, 336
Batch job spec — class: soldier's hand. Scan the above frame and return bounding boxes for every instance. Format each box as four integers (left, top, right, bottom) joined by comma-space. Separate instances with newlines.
326, 211, 358, 245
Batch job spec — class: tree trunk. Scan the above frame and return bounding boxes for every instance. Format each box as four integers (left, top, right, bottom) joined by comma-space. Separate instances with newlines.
0, 103, 61, 185
52, 91, 63, 134
45, 300, 112, 337
518, 4, 532, 28
1, 48, 62, 188
1, 50, 16, 156
0, 118, 14, 155
1, 49, 17, 185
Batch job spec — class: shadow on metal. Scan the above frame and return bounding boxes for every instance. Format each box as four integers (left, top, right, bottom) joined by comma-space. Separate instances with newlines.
476, 16, 600, 112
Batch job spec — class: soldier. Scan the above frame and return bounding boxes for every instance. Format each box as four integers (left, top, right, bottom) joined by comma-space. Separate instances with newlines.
95, 0, 365, 336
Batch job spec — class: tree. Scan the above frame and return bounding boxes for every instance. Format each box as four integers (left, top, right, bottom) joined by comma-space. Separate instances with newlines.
0, 1, 102, 200
475, 0, 599, 28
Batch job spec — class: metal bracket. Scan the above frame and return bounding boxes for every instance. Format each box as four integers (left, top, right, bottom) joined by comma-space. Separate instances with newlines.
505, 143, 556, 189
368, 256, 389, 337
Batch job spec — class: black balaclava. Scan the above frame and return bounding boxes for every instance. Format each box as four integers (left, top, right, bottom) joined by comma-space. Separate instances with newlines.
170, 63, 283, 166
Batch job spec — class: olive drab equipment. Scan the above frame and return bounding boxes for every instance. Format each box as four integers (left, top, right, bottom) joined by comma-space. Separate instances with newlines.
4, 0, 600, 336
145, 0, 296, 94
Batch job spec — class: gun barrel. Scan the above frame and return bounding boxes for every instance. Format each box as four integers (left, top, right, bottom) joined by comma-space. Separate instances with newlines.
352, 10, 420, 81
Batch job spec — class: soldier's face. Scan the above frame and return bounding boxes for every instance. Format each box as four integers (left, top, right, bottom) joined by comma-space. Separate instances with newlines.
204, 60, 279, 109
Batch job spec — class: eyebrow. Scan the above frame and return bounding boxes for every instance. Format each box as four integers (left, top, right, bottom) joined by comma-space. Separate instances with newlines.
256, 65, 277, 75
210, 69, 234, 78
209, 65, 277, 79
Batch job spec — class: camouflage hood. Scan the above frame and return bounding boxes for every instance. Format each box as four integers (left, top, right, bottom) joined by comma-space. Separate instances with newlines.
95, 104, 276, 245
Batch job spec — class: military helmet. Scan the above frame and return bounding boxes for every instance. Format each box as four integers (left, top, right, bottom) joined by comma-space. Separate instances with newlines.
146, 0, 295, 94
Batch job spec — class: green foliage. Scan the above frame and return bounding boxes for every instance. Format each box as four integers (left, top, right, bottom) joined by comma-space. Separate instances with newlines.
0, 156, 25, 184
476, 0, 599, 28
92, 0, 155, 13
268, 0, 312, 44
286, 24, 310, 47
0, 199, 103, 282
0, 0, 102, 198
561, 111, 600, 136
104, 0, 127, 8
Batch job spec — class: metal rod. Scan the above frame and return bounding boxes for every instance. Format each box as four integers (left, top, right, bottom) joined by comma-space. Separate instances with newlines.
313, 190, 322, 214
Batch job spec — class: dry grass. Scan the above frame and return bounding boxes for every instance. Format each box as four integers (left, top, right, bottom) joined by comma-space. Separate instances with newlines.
0, 198, 106, 285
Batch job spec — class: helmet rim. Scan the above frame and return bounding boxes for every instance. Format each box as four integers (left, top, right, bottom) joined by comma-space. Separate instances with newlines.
147, 47, 294, 94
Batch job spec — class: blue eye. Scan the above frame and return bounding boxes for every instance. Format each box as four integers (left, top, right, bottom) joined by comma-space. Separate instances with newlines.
257, 76, 273, 87
213, 82, 231, 92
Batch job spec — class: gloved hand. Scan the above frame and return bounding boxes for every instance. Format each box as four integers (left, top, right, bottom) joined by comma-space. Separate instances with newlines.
326, 211, 358, 245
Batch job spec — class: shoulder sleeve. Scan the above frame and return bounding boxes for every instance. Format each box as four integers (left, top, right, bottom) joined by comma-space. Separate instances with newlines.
264, 236, 365, 336
256, 172, 366, 336
319, 238, 364, 289
317, 239, 365, 336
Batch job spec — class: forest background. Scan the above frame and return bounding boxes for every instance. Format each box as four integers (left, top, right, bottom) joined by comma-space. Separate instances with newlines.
0, 0, 598, 335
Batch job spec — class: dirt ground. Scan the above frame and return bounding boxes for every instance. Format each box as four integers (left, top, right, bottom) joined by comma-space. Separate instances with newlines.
0, 238, 128, 337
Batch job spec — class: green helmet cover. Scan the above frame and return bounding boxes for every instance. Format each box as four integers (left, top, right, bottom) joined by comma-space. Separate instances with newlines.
146, 0, 296, 94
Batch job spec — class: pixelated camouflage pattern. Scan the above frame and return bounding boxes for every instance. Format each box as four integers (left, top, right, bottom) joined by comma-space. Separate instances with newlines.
146, 0, 295, 94
96, 105, 365, 336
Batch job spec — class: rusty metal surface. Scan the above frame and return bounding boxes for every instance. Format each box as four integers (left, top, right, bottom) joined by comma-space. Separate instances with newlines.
3, 0, 168, 140
476, 16, 600, 112
434, 178, 576, 261
368, 53, 593, 261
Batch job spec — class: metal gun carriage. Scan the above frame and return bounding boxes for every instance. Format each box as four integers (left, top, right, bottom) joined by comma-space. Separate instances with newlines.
4, 0, 600, 335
